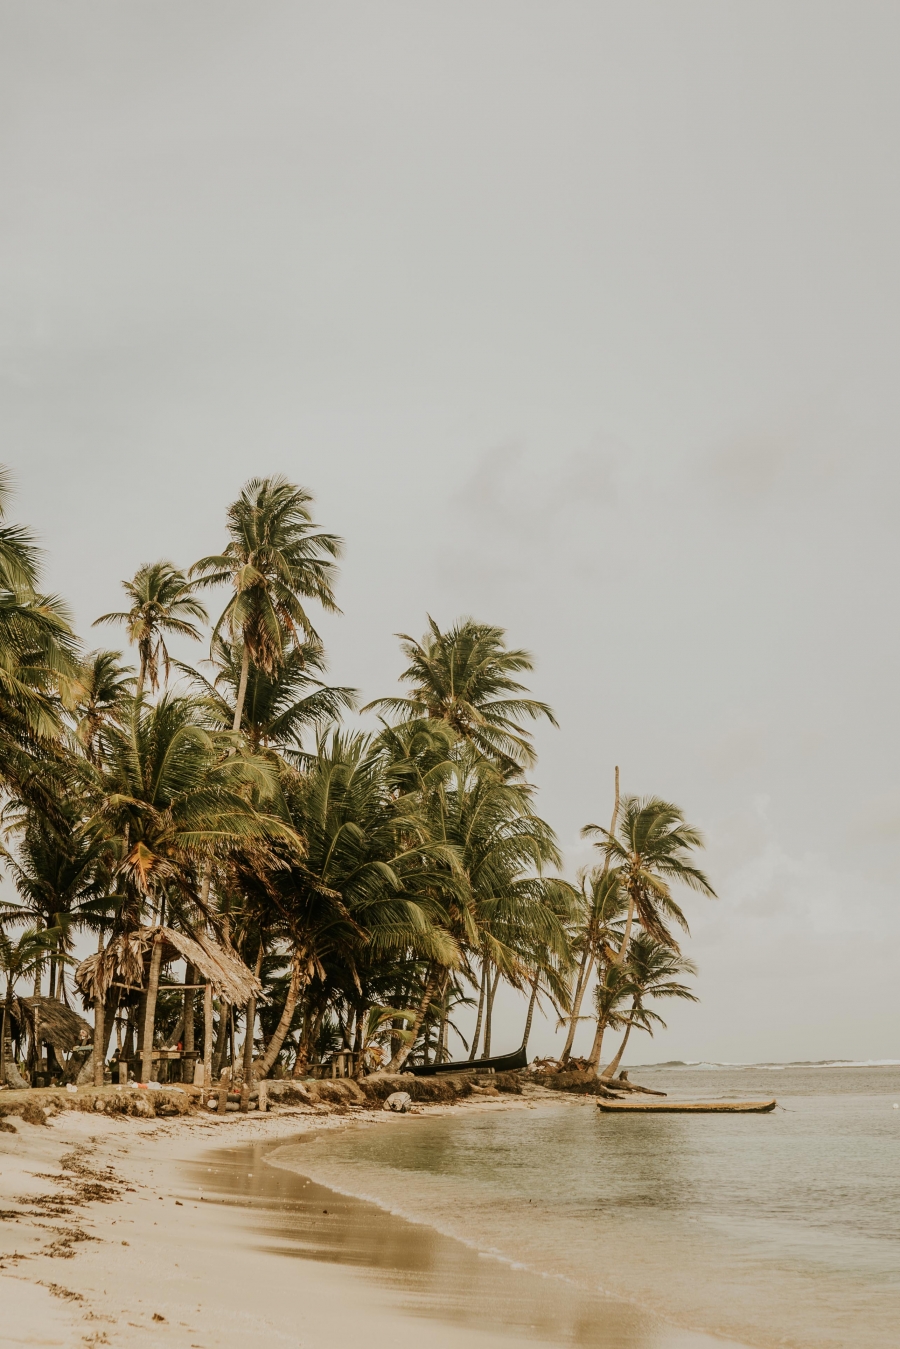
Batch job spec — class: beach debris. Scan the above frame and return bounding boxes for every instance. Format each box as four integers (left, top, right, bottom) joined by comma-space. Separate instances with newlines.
383, 1091, 412, 1113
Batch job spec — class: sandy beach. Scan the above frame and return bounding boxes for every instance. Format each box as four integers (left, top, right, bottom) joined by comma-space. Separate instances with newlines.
2, 1092, 604, 1349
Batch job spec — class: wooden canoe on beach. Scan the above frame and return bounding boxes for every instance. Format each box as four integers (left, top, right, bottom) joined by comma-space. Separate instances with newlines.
408, 1044, 529, 1077
597, 1099, 777, 1113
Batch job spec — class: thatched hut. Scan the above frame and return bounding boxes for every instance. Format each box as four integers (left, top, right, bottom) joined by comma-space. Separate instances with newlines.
75, 926, 262, 1087
7, 995, 94, 1083
75, 926, 261, 1005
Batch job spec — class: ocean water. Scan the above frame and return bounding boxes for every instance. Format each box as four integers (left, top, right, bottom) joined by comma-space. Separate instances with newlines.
269, 1065, 900, 1349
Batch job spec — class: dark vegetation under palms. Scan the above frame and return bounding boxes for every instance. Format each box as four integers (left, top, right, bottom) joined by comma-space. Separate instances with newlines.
0, 472, 714, 1089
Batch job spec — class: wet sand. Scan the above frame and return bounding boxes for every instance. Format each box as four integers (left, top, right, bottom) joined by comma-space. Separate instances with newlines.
186, 1128, 749, 1349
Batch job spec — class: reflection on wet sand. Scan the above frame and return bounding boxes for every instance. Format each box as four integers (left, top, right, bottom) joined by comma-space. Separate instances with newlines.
186, 1133, 744, 1349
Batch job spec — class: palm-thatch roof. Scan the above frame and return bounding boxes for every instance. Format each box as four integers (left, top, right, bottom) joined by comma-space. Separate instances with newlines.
75, 926, 262, 1006
12, 996, 93, 1055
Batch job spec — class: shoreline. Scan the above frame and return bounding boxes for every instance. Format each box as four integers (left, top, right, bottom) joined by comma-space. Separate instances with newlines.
0, 1091, 749, 1349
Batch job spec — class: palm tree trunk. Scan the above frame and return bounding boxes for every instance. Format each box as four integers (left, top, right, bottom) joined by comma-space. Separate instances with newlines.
468, 962, 488, 1060
240, 948, 264, 1110
139, 934, 164, 1083
293, 1001, 324, 1078
255, 950, 304, 1080
212, 999, 229, 1081
563, 766, 620, 1062
615, 894, 636, 966
560, 944, 593, 1064
586, 1012, 608, 1073
521, 972, 540, 1051
386, 965, 440, 1073
603, 1019, 634, 1079
232, 645, 250, 733
482, 966, 501, 1058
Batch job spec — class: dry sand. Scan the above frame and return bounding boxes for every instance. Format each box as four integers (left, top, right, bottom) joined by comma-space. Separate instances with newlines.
0, 1093, 562, 1349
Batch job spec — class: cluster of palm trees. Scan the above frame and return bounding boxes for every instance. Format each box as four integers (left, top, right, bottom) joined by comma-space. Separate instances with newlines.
0, 470, 714, 1089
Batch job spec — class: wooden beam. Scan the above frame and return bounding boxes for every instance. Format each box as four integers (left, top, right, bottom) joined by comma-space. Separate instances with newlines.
203, 982, 213, 1088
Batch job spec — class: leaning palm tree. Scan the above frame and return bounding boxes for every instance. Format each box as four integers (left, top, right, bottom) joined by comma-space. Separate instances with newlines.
601, 933, 698, 1078
365, 617, 557, 775
582, 796, 715, 960
585, 959, 637, 1078
191, 477, 342, 733
0, 469, 79, 797
95, 561, 207, 696
560, 864, 627, 1063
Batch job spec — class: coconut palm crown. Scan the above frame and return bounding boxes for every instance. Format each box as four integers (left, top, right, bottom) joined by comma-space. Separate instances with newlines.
365, 616, 557, 774
94, 561, 207, 696
582, 795, 715, 956
191, 477, 342, 733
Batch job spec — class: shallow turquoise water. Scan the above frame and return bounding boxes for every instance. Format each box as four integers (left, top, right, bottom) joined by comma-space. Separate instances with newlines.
274, 1066, 900, 1349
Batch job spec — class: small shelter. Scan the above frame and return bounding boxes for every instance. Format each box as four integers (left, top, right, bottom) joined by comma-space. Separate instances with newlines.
75, 925, 262, 1087
8, 995, 93, 1083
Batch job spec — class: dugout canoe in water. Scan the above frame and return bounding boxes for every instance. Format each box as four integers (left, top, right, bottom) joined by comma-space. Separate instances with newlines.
597, 1098, 777, 1113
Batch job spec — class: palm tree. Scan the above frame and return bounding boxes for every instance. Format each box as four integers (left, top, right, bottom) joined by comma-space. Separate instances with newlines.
191, 477, 342, 733
365, 617, 557, 775
85, 693, 294, 1081
601, 933, 698, 1078
0, 469, 79, 797
0, 925, 58, 1085
95, 561, 207, 696
586, 959, 638, 1079
560, 863, 627, 1063
1, 792, 106, 1003
71, 650, 134, 764
582, 796, 715, 960
234, 729, 457, 1079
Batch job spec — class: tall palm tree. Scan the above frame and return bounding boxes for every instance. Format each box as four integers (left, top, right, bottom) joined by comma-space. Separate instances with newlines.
365, 617, 557, 775
582, 796, 715, 960
191, 477, 342, 733
95, 561, 207, 696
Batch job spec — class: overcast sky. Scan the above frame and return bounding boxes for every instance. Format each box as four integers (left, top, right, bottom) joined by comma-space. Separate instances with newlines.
2, 2, 898, 1064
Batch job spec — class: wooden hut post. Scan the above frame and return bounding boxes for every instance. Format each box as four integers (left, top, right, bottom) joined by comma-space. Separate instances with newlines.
182, 962, 195, 1083
140, 934, 164, 1084
203, 981, 213, 1087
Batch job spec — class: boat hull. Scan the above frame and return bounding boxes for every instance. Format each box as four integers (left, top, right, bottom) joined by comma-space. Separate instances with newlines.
597, 1099, 776, 1113
408, 1045, 529, 1077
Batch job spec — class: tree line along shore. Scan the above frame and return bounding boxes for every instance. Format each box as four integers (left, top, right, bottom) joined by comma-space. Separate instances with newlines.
0, 472, 715, 1100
